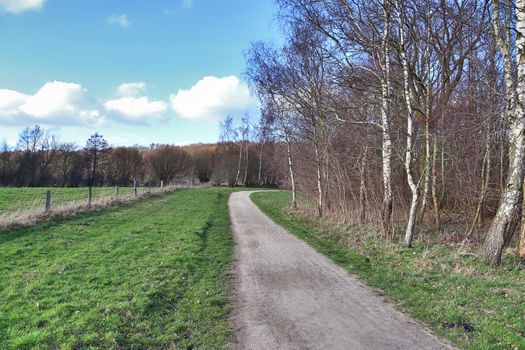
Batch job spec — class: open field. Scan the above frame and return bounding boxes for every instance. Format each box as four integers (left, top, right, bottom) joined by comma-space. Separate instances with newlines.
251, 191, 525, 350
0, 188, 235, 349
0, 187, 144, 215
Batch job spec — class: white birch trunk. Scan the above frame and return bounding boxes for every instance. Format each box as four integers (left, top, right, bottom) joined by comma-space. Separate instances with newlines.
431, 134, 440, 227
419, 117, 431, 223
314, 142, 323, 217
482, 0, 525, 265
380, 0, 393, 237
258, 141, 264, 186
518, 185, 525, 259
419, 0, 432, 225
285, 134, 297, 209
398, 3, 419, 247
359, 147, 368, 223
243, 142, 249, 186
235, 140, 243, 186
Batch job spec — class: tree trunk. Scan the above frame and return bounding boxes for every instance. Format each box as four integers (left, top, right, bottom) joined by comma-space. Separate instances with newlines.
481, 0, 525, 266
418, 5, 432, 225
398, 3, 419, 247
380, 0, 393, 238
314, 142, 323, 217
419, 116, 431, 224
286, 135, 297, 210
258, 141, 264, 186
440, 141, 446, 206
243, 142, 249, 186
91, 154, 97, 187
359, 147, 368, 223
235, 140, 243, 186
431, 134, 441, 228
519, 182, 525, 258
334, 159, 347, 218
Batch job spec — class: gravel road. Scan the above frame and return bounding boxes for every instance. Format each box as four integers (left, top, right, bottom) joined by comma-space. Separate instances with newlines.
229, 191, 455, 350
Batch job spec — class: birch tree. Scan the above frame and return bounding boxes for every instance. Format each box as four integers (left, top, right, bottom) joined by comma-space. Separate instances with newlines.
481, 0, 525, 265
277, 0, 396, 235
396, 0, 420, 247
245, 41, 300, 208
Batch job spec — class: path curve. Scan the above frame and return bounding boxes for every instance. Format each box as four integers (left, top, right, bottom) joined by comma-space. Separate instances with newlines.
229, 191, 455, 350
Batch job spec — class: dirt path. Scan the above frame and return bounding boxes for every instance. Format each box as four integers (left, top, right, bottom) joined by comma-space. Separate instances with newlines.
229, 191, 455, 350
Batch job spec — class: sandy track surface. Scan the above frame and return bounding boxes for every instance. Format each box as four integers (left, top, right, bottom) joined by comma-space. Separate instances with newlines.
229, 191, 455, 350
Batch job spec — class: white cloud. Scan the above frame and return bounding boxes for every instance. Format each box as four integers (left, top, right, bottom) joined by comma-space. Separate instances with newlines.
117, 82, 147, 97
0, 90, 28, 116
106, 14, 131, 28
105, 96, 167, 121
183, 0, 194, 9
170, 76, 255, 122
0, 81, 104, 126
0, 0, 44, 13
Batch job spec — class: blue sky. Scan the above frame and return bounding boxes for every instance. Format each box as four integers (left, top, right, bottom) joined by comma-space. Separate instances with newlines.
0, 0, 280, 147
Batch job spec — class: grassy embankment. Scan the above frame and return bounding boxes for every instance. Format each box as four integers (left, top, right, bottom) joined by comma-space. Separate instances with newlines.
252, 190, 525, 350
0, 188, 235, 349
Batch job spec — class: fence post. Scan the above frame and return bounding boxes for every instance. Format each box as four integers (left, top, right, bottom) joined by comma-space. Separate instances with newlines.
149, 181, 152, 193
88, 186, 93, 208
134, 179, 137, 197
45, 190, 51, 213
160, 180, 164, 189
115, 185, 119, 198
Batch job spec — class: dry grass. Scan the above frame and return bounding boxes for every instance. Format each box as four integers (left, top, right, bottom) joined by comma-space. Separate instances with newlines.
0, 185, 199, 233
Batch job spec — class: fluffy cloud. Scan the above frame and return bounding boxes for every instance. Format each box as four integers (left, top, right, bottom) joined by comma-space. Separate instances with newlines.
0, 0, 44, 13
106, 14, 131, 28
170, 76, 255, 121
117, 82, 147, 97
0, 77, 255, 127
0, 90, 28, 116
105, 82, 168, 122
0, 81, 104, 126
105, 97, 167, 121
183, 0, 194, 9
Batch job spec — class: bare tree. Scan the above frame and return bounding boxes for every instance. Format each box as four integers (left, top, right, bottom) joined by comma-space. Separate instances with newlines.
57, 142, 77, 187
105, 147, 144, 185
146, 145, 191, 183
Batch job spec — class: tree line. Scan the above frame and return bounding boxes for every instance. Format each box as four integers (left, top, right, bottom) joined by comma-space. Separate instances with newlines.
0, 125, 285, 189
244, 0, 525, 266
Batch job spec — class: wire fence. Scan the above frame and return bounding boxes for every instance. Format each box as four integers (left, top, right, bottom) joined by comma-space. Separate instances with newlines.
0, 181, 198, 231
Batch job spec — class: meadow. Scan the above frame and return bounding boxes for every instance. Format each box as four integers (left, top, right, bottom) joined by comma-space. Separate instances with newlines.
0, 188, 235, 349
0, 187, 144, 215
252, 191, 525, 350
4, 187, 523, 349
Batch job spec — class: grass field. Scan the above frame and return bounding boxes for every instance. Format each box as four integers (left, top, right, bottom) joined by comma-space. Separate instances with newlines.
0, 188, 235, 349
0, 187, 142, 214
252, 191, 525, 350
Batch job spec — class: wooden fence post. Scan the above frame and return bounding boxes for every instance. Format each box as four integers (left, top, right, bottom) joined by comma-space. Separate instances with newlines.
149, 181, 152, 193
88, 186, 93, 208
45, 190, 51, 213
115, 185, 119, 198
161, 180, 164, 189
134, 179, 138, 197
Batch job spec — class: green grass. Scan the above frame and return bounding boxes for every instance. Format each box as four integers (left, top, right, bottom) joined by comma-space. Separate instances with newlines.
0, 187, 142, 214
252, 191, 525, 350
0, 188, 237, 349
